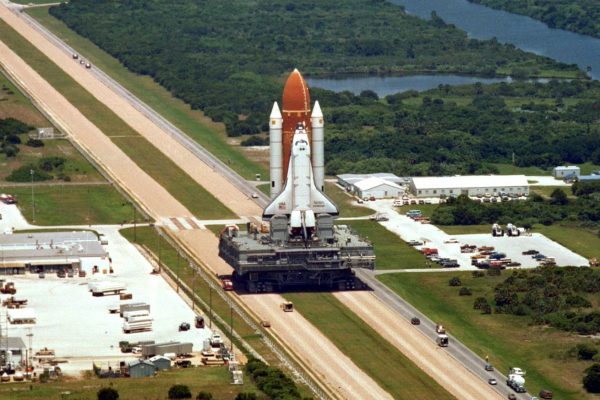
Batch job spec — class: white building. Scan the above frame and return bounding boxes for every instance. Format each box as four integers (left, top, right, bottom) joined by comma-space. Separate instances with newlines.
410, 175, 529, 198
0, 231, 110, 275
553, 165, 580, 178
354, 177, 405, 199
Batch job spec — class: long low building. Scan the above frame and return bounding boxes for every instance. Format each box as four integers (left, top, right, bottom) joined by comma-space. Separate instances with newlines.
0, 231, 109, 275
410, 175, 529, 198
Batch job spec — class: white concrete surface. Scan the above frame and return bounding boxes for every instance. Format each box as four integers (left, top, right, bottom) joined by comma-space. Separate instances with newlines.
0, 202, 33, 232
368, 200, 588, 270
1, 225, 212, 374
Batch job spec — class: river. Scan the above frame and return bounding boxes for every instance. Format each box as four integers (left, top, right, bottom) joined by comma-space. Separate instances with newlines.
310, 0, 600, 96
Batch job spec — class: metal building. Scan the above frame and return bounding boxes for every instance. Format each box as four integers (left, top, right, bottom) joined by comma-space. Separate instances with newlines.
149, 355, 171, 370
553, 165, 580, 178
354, 177, 405, 199
128, 359, 158, 378
410, 175, 529, 198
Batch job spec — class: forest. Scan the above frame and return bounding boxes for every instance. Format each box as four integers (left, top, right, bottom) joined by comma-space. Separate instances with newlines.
468, 0, 600, 39
49, 0, 597, 176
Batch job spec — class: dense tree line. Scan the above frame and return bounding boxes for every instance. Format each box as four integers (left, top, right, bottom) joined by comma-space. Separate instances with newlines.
431, 192, 600, 228
491, 267, 600, 334
49, 1, 596, 176
468, 0, 600, 39
0, 117, 31, 158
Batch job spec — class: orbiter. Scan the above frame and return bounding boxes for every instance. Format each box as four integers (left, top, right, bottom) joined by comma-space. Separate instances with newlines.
263, 69, 338, 227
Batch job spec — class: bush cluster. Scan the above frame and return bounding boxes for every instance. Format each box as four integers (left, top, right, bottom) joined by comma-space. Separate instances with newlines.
245, 358, 302, 399
1, 117, 32, 158
6, 157, 69, 182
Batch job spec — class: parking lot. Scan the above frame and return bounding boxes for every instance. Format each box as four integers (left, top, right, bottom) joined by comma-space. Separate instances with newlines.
369, 200, 588, 270
0, 224, 212, 374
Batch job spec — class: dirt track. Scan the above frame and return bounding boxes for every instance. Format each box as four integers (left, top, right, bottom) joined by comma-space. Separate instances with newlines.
336, 291, 503, 400
0, 4, 261, 219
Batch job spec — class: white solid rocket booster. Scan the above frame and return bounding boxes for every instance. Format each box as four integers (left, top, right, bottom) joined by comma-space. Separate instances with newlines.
269, 102, 283, 198
311, 100, 324, 193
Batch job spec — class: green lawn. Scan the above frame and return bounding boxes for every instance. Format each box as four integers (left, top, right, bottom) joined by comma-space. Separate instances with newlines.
256, 183, 270, 196
26, 6, 266, 181
0, 366, 262, 400
530, 186, 573, 199
325, 182, 372, 218
0, 19, 235, 219
379, 272, 593, 399
1, 184, 135, 225
285, 292, 451, 399
0, 69, 49, 126
535, 224, 600, 260
343, 220, 432, 269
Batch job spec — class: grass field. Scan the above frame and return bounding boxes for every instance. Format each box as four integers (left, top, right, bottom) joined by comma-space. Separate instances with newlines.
325, 182, 372, 218
0, 19, 235, 220
1, 184, 135, 225
285, 292, 451, 399
0, 69, 49, 126
343, 220, 433, 269
378, 272, 595, 399
26, 6, 267, 181
530, 185, 573, 199
0, 366, 262, 400
535, 223, 600, 260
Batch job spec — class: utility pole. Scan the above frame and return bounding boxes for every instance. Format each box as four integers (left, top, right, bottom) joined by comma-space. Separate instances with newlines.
30, 169, 35, 223
132, 203, 137, 243
175, 251, 180, 293
230, 305, 234, 352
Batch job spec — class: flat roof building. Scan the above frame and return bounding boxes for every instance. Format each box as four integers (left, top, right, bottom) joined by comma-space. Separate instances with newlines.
0, 231, 109, 275
354, 177, 405, 199
410, 175, 529, 198
553, 166, 580, 178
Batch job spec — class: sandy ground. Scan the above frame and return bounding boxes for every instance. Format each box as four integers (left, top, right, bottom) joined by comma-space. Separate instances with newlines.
1, 225, 213, 375
0, 4, 261, 219
241, 293, 392, 400
335, 291, 503, 400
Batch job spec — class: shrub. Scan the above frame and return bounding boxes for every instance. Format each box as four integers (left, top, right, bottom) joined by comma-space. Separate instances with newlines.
473, 297, 488, 310
196, 392, 213, 400
575, 343, 598, 360
234, 394, 257, 400
98, 387, 119, 400
583, 363, 600, 393
459, 287, 472, 296
241, 136, 269, 146
481, 303, 492, 314
6, 165, 52, 182
26, 138, 44, 147
449, 276, 462, 287
472, 271, 485, 278
168, 385, 192, 399
487, 268, 501, 276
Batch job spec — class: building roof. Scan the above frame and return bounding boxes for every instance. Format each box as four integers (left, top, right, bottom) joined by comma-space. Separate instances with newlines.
411, 175, 529, 190
128, 359, 157, 368
354, 177, 404, 191
149, 355, 171, 363
579, 175, 600, 181
337, 173, 405, 185
0, 337, 26, 350
554, 165, 580, 170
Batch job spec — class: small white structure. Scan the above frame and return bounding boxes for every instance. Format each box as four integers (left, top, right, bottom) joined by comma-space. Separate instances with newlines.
553, 166, 580, 178
354, 177, 405, 199
337, 173, 407, 191
410, 175, 529, 198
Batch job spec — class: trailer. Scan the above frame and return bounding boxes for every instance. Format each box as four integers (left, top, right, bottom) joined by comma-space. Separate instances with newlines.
119, 302, 150, 317
89, 281, 126, 296
122, 319, 152, 333
7, 308, 36, 324
123, 310, 150, 321
141, 341, 193, 358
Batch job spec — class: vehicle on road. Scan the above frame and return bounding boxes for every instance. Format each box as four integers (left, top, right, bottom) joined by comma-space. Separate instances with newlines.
251, 192, 259, 199
507, 371, 526, 393
281, 301, 294, 312
508, 394, 516, 400
443, 238, 459, 244
485, 363, 494, 371
85, 63, 92, 69
72, 53, 78, 59
410, 317, 420, 325
369, 213, 389, 221
539, 389, 553, 399
221, 278, 234, 291
436, 334, 449, 347
488, 378, 497, 385
435, 324, 446, 334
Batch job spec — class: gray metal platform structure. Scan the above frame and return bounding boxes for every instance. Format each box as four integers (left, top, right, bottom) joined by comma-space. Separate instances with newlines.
219, 214, 375, 292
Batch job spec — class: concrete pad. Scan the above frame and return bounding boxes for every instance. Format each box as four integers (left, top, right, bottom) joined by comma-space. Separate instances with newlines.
1, 225, 212, 375
0, 203, 32, 232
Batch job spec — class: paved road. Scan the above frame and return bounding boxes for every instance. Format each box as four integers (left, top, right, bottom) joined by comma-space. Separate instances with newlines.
356, 269, 532, 400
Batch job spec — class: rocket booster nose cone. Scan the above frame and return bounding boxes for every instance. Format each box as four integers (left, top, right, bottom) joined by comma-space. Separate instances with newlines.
311, 100, 323, 118
270, 101, 282, 119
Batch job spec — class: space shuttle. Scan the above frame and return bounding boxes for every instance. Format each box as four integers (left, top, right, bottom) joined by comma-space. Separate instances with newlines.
263, 69, 338, 225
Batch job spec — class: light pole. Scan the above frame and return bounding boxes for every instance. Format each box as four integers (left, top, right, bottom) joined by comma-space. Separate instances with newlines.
30, 169, 35, 223
132, 202, 137, 243
230, 305, 234, 352
26, 329, 33, 378
209, 284, 213, 329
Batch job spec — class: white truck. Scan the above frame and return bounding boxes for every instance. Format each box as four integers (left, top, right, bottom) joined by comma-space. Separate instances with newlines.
507, 367, 526, 393
436, 334, 449, 347
492, 223, 504, 237
89, 281, 126, 296
506, 223, 525, 237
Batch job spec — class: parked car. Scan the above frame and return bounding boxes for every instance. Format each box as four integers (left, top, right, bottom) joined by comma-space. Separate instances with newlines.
532, 254, 547, 260
410, 317, 420, 325
407, 240, 423, 246
443, 238, 459, 244
179, 322, 190, 331
484, 364, 494, 371
57, 270, 66, 278
522, 249, 539, 255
